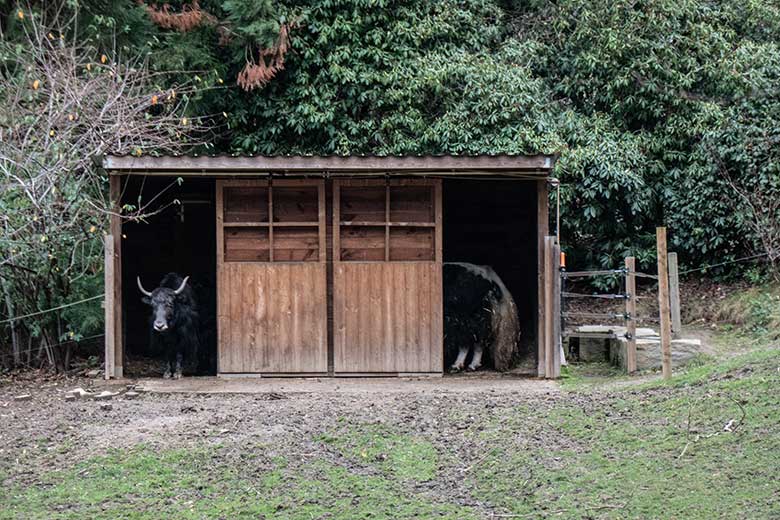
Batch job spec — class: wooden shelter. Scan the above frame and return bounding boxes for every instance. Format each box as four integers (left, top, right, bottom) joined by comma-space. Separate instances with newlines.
102, 154, 560, 379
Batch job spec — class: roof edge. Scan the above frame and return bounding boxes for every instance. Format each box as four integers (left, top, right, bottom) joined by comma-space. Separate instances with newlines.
103, 154, 557, 174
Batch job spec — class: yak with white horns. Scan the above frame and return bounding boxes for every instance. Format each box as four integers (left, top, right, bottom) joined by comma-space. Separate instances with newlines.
137, 272, 200, 379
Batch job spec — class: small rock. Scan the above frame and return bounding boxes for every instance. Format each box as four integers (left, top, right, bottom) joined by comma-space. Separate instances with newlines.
69, 387, 94, 399
124, 391, 139, 399
100, 403, 113, 411
86, 369, 101, 378
14, 394, 32, 401
64, 394, 76, 402
133, 386, 146, 393
126, 384, 136, 390
94, 391, 118, 401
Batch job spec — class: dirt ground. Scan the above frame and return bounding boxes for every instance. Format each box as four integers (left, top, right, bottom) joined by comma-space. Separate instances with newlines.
0, 372, 560, 516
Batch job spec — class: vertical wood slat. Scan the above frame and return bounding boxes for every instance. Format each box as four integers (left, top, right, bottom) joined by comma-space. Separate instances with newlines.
105, 174, 123, 379
268, 182, 274, 262
544, 236, 555, 379
668, 252, 682, 337
551, 240, 561, 379
103, 235, 115, 380
537, 180, 549, 377
216, 180, 224, 373
657, 227, 673, 379
625, 256, 638, 374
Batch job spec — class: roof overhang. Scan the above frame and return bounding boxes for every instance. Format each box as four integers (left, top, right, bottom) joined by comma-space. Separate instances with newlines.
103, 154, 556, 178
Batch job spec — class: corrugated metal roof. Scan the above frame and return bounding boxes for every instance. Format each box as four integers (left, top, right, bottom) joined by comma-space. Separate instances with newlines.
103, 153, 557, 177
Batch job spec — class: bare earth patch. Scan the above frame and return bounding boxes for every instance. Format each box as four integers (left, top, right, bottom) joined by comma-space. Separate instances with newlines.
2, 349, 779, 519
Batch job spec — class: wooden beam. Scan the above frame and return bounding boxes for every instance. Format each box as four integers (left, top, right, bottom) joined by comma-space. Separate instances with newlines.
108, 175, 123, 378
544, 236, 555, 379
537, 180, 549, 377
104, 154, 556, 173
668, 252, 682, 337
625, 256, 638, 374
656, 227, 673, 379
104, 235, 115, 380
551, 239, 562, 379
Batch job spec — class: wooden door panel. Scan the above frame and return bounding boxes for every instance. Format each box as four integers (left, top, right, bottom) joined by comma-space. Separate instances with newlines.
333, 179, 443, 374
217, 180, 327, 374
333, 262, 442, 373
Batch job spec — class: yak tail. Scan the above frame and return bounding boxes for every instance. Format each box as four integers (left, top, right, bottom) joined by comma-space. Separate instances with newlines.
489, 290, 521, 372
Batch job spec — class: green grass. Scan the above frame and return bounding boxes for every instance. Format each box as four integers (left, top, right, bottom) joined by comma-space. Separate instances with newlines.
317, 423, 439, 482
1, 444, 475, 520
472, 347, 780, 519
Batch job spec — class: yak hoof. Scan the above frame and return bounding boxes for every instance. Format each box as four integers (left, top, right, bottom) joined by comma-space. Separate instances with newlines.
174, 371, 183, 380
449, 364, 463, 373
466, 363, 481, 372
163, 370, 172, 379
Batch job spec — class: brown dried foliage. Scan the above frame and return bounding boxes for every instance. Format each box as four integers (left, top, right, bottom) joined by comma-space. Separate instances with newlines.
237, 24, 290, 91
144, 1, 216, 32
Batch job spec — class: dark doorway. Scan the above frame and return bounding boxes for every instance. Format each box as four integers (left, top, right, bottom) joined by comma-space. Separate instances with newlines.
121, 176, 217, 376
442, 179, 538, 373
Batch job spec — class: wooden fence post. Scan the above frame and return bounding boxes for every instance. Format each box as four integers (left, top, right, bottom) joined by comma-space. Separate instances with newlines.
656, 227, 673, 379
552, 240, 562, 378
625, 257, 637, 374
668, 252, 682, 338
104, 235, 115, 380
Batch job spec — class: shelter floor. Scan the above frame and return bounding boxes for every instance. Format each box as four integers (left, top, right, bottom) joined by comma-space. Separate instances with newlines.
110, 372, 552, 395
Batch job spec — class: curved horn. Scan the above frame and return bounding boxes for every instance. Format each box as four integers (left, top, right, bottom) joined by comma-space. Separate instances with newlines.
137, 276, 153, 297
173, 276, 189, 295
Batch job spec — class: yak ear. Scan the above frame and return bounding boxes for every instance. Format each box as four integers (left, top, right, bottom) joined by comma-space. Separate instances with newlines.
141, 296, 151, 305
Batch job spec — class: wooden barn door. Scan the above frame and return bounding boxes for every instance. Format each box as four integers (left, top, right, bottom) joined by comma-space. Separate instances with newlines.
333, 179, 443, 375
216, 180, 327, 375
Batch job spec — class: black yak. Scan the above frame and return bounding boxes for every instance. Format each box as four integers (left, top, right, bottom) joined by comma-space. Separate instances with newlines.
443, 262, 521, 372
137, 272, 200, 379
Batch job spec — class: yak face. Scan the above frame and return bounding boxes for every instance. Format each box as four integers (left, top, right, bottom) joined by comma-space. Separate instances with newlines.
138, 274, 190, 333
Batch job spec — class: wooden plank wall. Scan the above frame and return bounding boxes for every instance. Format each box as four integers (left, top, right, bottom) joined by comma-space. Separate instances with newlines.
333, 179, 443, 374
333, 262, 442, 373
216, 179, 328, 375
218, 262, 327, 373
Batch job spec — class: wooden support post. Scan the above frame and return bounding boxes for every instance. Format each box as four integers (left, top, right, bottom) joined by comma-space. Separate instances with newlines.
625, 257, 637, 374
104, 235, 115, 380
537, 180, 549, 377
108, 175, 123, 379
543, 236, 561, 379
668, 252, 682, 338
656, 227, 673, 379
551, 239, 562, 378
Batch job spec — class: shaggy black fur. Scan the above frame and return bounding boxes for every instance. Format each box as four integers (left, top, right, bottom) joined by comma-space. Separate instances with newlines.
443, 263, 502, 369
141, 272, 200, 378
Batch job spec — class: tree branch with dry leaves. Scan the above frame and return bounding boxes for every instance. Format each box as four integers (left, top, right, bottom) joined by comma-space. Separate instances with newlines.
0, 5, 214, 370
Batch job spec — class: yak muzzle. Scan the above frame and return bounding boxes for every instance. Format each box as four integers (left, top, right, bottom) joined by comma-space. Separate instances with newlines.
153, 321, 169, 332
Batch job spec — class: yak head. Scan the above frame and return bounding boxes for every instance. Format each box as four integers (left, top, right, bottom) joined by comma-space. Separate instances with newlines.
137, 275, 189, 332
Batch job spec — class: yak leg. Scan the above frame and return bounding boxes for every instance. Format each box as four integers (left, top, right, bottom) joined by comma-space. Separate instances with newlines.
467, 344, 483, 371
449, 346, 470, 372
163, 350, 174, 379
174, 351, 184, 379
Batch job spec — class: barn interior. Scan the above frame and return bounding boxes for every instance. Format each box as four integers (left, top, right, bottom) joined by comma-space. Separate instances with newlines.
118, 174, 539, 377
120, 176, 217, 376
442, 179, 539, 372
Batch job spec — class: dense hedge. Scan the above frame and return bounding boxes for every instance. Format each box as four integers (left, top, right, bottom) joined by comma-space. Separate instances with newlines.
71, 0, 776, 273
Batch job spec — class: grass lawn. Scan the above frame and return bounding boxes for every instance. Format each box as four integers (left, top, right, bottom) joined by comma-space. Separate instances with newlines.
2, 339, 779, 518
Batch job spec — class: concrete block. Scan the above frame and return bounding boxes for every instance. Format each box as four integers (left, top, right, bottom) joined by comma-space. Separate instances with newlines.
611, 337, 702, 371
